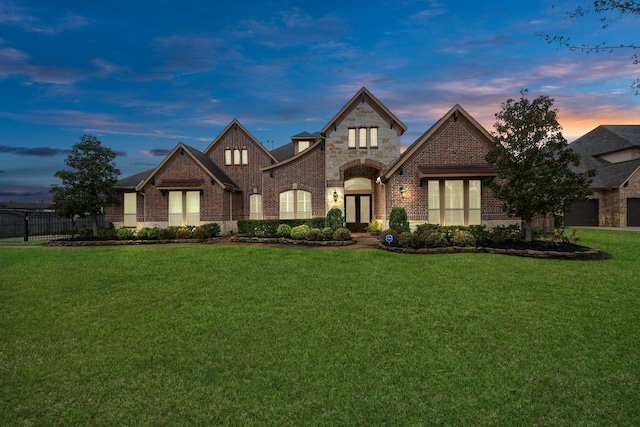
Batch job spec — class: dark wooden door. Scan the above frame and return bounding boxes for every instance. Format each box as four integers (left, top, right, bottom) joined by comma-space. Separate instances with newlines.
345, 195, 371, 232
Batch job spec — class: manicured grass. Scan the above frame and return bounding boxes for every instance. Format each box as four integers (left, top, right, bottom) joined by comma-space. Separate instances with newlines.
1, 229, 639, 425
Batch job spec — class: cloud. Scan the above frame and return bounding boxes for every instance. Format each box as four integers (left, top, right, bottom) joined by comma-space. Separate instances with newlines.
0, 2, 89, 35
152, 35, 238, 73
0, 169, 6, 173
142, 148, 171, 157
0, 43, 83, 85
0, 145, 70, 157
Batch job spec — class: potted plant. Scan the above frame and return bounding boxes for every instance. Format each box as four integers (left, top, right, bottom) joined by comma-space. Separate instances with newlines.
366, 219, 382, 236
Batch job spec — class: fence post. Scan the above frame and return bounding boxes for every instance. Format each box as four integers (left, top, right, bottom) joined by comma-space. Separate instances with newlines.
23, 212, 29, 242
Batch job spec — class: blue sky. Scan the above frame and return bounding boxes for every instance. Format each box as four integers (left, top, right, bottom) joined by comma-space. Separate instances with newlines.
1, 0, 638, 202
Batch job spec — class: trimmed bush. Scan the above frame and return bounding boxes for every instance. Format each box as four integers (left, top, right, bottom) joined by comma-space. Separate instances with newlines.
325, 207, 343, 231
238, 218, 325, 237
307, 228, 323, 241
398, 231, 415, 248
276, 224, 292, 238
389, 206, 410, 233
332, 227, 351, 241
200, 222, 221, 237
174, 226, 192, 239
290, 224, 310, 240
192, 226, 212, 239
97, 227, 117, 239
116, 228, 135, 240
423, 230, 448, 247
136, 227, 160, 240
489, 224, 523, 243
451, 229, 476, 247
322, 227, 334, 240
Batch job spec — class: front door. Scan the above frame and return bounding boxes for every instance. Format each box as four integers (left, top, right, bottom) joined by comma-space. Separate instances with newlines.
345, 195, 371, 232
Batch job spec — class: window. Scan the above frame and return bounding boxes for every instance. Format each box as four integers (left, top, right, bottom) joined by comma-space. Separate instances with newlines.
348, 128, 356, 148
169, 190, 200, 226
359, 128, 367, 148
233, 149, 241, 165
123, 192, 137, 227
428, 179, 481, 226
224, 149, 232, 165
370, 127, 378, 148
241, 149, 248, 165
250, 194, 263, 220
279, 190, 312, 219
298, 140, 310, 153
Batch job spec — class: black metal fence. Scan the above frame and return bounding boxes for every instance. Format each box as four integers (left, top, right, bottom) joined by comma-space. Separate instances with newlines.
0, 209, 106, 242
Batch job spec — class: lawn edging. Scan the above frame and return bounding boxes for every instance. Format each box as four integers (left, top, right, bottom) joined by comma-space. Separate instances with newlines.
378, 242, 606, 260
231, 236, 356, 246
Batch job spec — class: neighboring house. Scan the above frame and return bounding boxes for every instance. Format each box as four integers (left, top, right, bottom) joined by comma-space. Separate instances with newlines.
567, 125, 640, 227
106, 87, 512, 233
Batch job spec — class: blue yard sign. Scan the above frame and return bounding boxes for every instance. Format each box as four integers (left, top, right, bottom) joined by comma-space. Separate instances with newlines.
385, 234, 393, 244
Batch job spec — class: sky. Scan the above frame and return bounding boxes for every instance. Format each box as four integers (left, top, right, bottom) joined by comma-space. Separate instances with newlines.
1, 0, 639, 203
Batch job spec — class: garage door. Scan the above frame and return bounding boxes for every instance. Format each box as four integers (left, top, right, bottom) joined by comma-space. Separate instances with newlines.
628, 198, 640, 227
565, 199, 599, 226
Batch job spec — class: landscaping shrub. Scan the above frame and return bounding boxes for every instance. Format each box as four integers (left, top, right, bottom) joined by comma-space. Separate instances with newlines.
398, 231, 415, 248
451, 229, 476, 247
158, 227, 176, 239
290, 224, 310, 240
200, 222, 221, 237
389, 206, 410, 233
136, 227, 160, 240
174, 226, 192, 239
97, 227, 117, 239
332, 227, 351, 241
238, 218, 324, 237
467, 225, 490, 245
116, 228, 135, 240
322, 227, 334, 240
423, 230, 448, 247
78, 227, 93, 238
192, 226, 211, 239
325, 207, 344, 231
489, 224, 523, 243
276, 224, 292, 238
307, 228, 323, 241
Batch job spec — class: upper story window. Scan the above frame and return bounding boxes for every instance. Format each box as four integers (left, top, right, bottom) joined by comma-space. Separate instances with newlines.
348, 127, 378, 149
224, 148, 249, 165
297, 140, 310, 154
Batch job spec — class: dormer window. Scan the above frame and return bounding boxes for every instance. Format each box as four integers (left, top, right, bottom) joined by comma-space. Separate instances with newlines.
297, 140, 310, 154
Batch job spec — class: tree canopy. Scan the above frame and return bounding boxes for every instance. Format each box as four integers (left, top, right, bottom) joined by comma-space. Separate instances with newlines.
51, 135, 121, 236
485, 90, 595, 241
543, 1, 639, 93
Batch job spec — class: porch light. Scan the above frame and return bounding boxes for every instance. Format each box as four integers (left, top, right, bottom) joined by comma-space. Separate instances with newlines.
333, 190, 339, 202
399, 185, 407, 198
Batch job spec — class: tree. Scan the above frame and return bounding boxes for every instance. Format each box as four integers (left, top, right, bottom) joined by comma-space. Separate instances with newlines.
543, 1, 639, 93
485, 90, 595, 241
51, 135, 121, 237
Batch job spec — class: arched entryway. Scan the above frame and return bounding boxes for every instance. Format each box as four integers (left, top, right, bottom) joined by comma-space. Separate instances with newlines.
344, 177, 373, 232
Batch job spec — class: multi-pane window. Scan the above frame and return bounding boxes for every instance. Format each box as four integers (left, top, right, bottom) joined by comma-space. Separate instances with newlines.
250, 194, 263, 220
279, 190, 312, 219
348, 127, 378, 149
225, 148, 248, 165
123, 192, 137, 227
169, 190, 200, 226
427, 180, 481, 226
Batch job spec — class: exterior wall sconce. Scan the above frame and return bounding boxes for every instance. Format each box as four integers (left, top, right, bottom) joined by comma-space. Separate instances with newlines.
399, 185, 407, 198
333, 190, 339, 202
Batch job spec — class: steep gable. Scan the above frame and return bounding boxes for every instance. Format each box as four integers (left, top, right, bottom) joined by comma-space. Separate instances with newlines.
321, 87, 407, 138
383, 104, 494, 181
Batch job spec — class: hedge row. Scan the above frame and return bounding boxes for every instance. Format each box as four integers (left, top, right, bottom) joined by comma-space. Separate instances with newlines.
380, 223, 524, 249
238, 218, 327, 237
78, 223, 222, 240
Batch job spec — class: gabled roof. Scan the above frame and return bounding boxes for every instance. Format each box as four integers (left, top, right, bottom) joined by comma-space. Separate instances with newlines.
382, 104, 493, 181
321, 87, 407, 137
570, 125, 640, 189
114, 169, 155, 190
262, 139, 324, 171
203, 119, 278, 163
136, 143, 240, 192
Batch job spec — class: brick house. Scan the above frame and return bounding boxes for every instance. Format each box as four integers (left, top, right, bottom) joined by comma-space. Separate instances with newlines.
566, 125, 640, 227
106, 87, 512, 233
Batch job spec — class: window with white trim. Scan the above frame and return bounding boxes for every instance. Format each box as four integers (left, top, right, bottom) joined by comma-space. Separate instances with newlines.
224, 149, 232, 165
233, 149, 241, 165
241, 149, 248, 165
279, 190, 312, 219
123, 192, 137, 227
250, 194, 263, 220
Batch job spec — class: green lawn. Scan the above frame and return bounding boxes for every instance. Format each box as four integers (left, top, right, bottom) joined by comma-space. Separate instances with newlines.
1, 229, 639, 426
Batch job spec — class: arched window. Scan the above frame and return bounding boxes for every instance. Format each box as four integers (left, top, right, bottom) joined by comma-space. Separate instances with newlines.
279, 190, 312, 219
